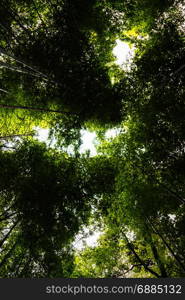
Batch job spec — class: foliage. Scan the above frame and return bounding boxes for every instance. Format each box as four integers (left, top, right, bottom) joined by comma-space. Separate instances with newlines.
0, 0, 185, 278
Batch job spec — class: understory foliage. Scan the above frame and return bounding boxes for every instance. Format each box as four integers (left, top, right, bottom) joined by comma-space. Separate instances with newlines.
0, 0, 185, 277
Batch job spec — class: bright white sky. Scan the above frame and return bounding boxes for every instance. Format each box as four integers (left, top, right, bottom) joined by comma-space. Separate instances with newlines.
36, 128, 120, 155
80, 130, 97, 156
36, 128, 98, 155
36, 128, 49, 142
113, 39, 135, 70
73, 227, 102, 250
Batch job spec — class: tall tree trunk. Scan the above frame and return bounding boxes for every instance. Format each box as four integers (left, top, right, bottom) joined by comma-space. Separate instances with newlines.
121, 230, 161, 278
0, 220, 19, 249
144, 222, 168, 277
0, 104, 78, 116
32, 0, 48, 34
159, 182, 185, 204
0, 88, 8, 94
146, 217, 185, 274
0, 212, 16, 223
0, 133, 34, 140
0, 46, 48, 80
0, 61, 48, 79
0, 204, 14, 218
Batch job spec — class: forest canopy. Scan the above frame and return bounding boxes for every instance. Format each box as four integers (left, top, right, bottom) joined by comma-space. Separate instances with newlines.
0, 0, 185, 278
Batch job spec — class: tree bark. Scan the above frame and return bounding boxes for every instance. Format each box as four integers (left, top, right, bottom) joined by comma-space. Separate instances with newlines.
146, 217, 185, 274
0, 220, 19, 249
0, 212, 16, 223
0, 133, 34, 140
121, 230, 161, 278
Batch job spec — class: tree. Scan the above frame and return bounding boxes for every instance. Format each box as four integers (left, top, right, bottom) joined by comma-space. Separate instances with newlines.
1, 0, 185, 278
0, 140, 93, 277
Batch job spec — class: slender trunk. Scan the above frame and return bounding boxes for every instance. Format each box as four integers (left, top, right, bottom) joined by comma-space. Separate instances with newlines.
147, 218, 185, 274
32, 0, 48, 34
172, 64, 185, 77
3, 4, 33, 40
138, 162, 185, 205
0, 133, 34, 139
0, 204, 14, 218
0, 46, 48, 80
121, 230, 161, 278
0, 220, 19, 249
0, 61, 47, 79
0, 104, 78, 116
0, 88, 8, 94
150, 237, 168, 277
0, 212, 16, 223
0, 46, 60, 86
159, 182, 185, 204
144, 222, 168, 277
